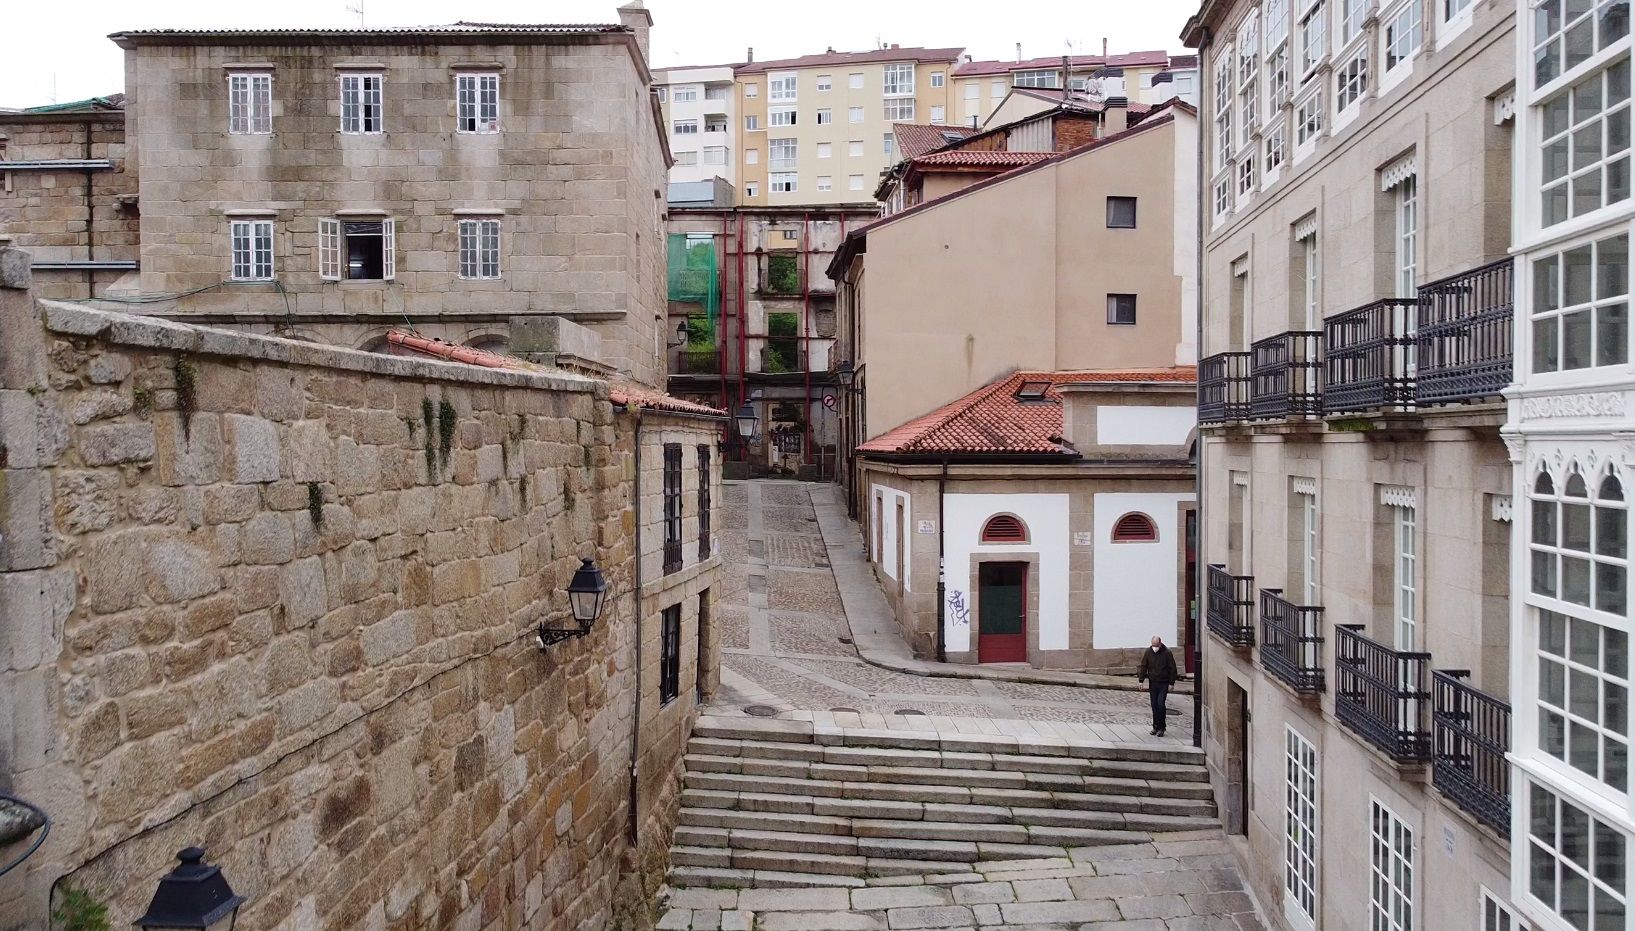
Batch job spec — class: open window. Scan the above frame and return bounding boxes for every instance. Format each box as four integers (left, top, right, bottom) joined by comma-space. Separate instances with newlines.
1112, 512, 1159, 542
319, 217, 395, 281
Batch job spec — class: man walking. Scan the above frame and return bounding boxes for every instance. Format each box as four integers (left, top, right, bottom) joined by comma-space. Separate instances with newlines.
1137, 635, 1179, 737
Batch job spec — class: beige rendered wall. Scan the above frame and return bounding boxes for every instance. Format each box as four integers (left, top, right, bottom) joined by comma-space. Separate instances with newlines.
860, 116, 1186, 434
121, 37, 669, 386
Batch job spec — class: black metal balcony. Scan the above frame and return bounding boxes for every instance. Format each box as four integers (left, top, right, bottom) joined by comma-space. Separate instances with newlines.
1334, 625, 1432, 763
1323, 299, 1418, 414
1199, 352, 1252, 424
1259, 589, 1325, 693
1416, 258, 1513, 405
1207, 564, 1256, 646
1250, 332, 1323, 419
1432, 670, 1511, 833
673, 347, 721, 376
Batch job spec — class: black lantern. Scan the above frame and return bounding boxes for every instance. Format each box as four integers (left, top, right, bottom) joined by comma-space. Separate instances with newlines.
538, 558, 608, 648
133, 847, 244, 931
672, 320, 689, 347
734, 402, 759, 440
835, 360, 856, 389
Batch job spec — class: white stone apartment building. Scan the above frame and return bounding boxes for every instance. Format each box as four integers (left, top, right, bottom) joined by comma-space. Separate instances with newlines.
1505, 1, 1635, 930
950, 52, 1202, 129
656, 65, 737, 191
1184, 0, 1524, 929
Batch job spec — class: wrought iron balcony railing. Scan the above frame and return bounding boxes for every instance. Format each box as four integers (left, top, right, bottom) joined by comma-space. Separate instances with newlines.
1207, 564, 1256, 647
1199, 352, 1252, 424
1250, 331, 1323, 419
1259, 589, 1325, 693
1432, 670, 1512, 833
1323, 299, 1418, 414
1334, 625, 1432, 763
673, 347, 721, 376
1416, 258, 1513, 405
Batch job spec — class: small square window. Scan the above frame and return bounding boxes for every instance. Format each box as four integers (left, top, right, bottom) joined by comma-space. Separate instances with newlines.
848, 174, 865, 190
930, 71, 945, 87
1107, 196, 1138, 228
817, 176, 833, 192
817, 108, 833, 125
746, 181, 759, 197
816, 142, 832, 158
848, 106, 864, 123
848, 140, 864, 156
817, 74, 832, 91
745, 114, 759, 131
848, 73, 864, 89
1107, 293, 1138, 325
746, 148, 759, 164
744, 83, 759, 98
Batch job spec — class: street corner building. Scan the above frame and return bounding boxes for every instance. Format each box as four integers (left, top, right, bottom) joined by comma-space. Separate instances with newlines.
853, 368, 1199, 673
1183, 0, 1524, 926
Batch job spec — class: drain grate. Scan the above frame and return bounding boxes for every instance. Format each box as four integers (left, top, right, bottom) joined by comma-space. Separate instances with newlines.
893, 708, 928, 716
743, 704, 779, 717
829, 707, 860, 714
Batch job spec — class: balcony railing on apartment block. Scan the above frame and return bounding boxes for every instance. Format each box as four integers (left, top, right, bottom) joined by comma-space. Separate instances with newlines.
1416, 258, 1514, 406
1432, 670, 1512, 833
1323, 299, 1418, 414
1334, 625, 1432, 763
1199, 352, 1252, 424
1207, 564, 1256, 647
1250, 331, 1323, 420
1259, 589, 1325, 694
673, 348, 721, 376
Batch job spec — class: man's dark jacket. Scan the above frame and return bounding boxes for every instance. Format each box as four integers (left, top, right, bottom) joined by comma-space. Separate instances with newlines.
1137, 646, 1179, 685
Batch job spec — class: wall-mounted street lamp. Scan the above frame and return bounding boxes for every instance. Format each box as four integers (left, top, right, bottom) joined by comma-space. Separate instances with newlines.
834, 360, 855, 390
671, 320, 688, 348
734, 403, 760, 442
134, 847, 244, 931
537, 558, 609, 648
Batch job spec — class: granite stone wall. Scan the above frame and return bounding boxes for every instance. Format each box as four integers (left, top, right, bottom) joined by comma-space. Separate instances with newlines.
0, 249, 715, 930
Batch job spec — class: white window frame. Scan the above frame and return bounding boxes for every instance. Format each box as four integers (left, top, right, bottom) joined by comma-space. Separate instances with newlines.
1528, 230, 1631, 374
1295, 88, 1325, 160
673, 119, 699, 135
816, 108, 833, 125
673, 150, 698, 166
745, 181, 759, 198
457, 217, 501, 280
816, 176, 832, 192
455, 73, 500, 134
228, 73, 273, 135
770, 172, 797, 193
745, 114, 760, 131
848, 140, 864, 156
1298, 487, 1319, 604
770, 107, 797, 127
1522, 780, 1632, 929
1300, 229, 1321, 329
769, 72, 797, 102
1013, 69, 1061, 88
848, 106, 864, 123
1285, 727, 1319, 930
991, 79, 1006, 98
816, 142, 832, 159
745, 148, 759, 165
229, 219, 274, 281
882, 63, 915, 96
848, 174, 865, 191
703, 146, 728, 165
930, 105, 945, 125
849, 72, 865, 90
339, 73, 384, 135
769, 138, 797, 169
672, 85, 698, 103
884, 132, 895, 158
1395, 175, 1418, 297
1380, 1, 1422, 92
1299, 0, 1328, 80
931, 71, 945, 88
1438, 0, 1475, 44
1266, 122, 1288, 183
1391, 501, 1418, 649
318, 216, 395, 282
1213, 176, 1234, 226
817, 74, 832, 92
1537, 61, 1633, 230
1338, 0, 1368, 49
1334, 46, 1369, 126
1480, 887, 1523, 931
884, 98, 916, 122
744, 83, 759, 98
1369, 798, 1415, 931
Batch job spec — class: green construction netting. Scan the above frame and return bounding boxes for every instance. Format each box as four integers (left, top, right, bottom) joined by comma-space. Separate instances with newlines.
668, 234, 719, 347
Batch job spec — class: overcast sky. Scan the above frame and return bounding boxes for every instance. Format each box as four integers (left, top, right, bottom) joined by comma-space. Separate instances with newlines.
1, 0, 1199, 106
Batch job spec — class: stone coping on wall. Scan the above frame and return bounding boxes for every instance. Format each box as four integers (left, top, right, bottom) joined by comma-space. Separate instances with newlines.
37, 300, 607, 396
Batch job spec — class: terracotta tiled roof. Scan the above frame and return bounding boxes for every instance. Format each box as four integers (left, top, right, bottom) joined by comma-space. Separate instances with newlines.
912, 150, 1055, 168
953, 51, 1174, 77
893, 122, 980, 159
736, 46, 965, 75
383, 331, 725, 417
857, 368, 1196, 457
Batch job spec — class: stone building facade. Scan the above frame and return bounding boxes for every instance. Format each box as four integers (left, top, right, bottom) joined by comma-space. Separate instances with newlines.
0, 246, 722, 929
1184, 0, 1521, 927
0, 99, 139, 300
87, 10, 670, 385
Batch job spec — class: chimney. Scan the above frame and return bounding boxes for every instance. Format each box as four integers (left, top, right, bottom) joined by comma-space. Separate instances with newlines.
890, 43, 899, 49
826, 46, 835, 53
617, 1, 653, 64
747, 46, 754, 63
1102, 37, 1108, 58
1015, 42, 1022, 61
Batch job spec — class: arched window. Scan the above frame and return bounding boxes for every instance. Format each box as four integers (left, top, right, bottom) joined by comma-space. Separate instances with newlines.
1112, 512, 1159, 543
981, 514, 1029, 544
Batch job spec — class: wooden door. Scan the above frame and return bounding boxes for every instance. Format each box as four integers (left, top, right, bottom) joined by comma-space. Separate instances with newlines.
977, 562, 1027, 663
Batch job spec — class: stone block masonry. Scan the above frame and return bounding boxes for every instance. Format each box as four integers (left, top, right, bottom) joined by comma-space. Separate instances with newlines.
0, 251, 712, 929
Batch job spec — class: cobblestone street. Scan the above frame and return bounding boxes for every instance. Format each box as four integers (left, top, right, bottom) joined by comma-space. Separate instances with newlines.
712, 481, 1193, 744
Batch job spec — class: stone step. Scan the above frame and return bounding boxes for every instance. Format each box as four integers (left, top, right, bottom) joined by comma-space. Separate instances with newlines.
680, 788, 1219, 833
677, 808, 1147, 849
688, 735, 1209, 779
683, 753, 1208, 797
684, 769, 1217, 808
670, 848, 974, 883
690, 716, 1206, 767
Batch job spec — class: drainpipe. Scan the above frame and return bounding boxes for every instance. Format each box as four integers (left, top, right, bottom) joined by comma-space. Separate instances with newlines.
626, 403, 645, 843
1192, 28, 1211, 752
935, 458, 949, 662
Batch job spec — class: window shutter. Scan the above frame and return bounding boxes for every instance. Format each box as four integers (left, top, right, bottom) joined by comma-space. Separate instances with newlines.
981, 515, 1028, 544
1112, 512, 1159, 543
318, 218, 340, 280
382, 218, 396, 280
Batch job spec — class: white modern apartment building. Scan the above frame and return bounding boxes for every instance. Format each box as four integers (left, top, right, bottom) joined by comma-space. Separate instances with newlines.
1506, 1, 1635, 930
657, 65, 737, 189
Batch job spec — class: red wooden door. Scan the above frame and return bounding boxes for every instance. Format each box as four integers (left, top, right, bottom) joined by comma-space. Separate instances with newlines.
977, 562, 1028, 663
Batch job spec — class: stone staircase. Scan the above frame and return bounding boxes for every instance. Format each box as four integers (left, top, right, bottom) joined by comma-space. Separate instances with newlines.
665, 715, 1218, 891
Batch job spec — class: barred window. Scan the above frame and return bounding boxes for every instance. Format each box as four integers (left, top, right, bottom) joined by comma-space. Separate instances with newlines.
660, 604, 681, 704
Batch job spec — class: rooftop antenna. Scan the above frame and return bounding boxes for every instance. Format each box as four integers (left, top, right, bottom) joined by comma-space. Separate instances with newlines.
345, 0, 364, 27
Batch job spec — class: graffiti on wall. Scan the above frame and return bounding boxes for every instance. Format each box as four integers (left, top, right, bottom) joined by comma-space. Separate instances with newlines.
946, 589, 971, 629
